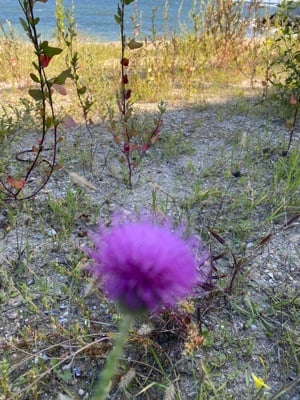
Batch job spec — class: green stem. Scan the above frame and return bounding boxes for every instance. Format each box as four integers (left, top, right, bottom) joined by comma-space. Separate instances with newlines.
91, 313, 133, 400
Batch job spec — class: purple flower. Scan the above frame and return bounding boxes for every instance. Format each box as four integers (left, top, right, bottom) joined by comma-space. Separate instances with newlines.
86, 213, 211, 313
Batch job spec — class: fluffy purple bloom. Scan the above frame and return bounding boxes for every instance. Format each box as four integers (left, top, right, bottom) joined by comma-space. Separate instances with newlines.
87, 213, 211, 313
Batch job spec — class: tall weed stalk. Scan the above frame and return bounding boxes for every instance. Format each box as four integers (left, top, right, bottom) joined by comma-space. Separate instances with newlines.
189, 0, 255, 66
0, 0, 72, 200
110, 0, 166, 187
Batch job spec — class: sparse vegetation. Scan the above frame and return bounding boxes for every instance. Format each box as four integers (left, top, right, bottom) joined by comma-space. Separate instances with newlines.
0, 0, 299, 399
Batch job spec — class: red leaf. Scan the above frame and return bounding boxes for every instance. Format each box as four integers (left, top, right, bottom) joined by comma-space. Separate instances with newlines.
7, 176, 25, 190
125, 89, 132, 100
123, 143, 138, 154
141, 143, 149, 153
259, 233, 273, 246
120, 57, 129, 66
39, 54, 52, 68
123, 143, 130, 154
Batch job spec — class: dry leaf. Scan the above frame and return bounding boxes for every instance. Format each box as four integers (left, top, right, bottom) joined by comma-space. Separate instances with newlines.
7, 176, 25, 190
52, 83, 67, 95
69, 172, 97, 191
62, 115, 77, 128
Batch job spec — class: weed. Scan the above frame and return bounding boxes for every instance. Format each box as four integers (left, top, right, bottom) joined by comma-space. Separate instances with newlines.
108, 0, 166, 187
263, 0, 300, 152
160, 128, 196, 160
0, 0, 73, 200
268, 149, 300, 221
46, 187, 86, 236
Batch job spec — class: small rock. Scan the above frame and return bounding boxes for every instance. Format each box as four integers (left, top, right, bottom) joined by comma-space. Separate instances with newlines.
268, 272, 274, 281
27, 277, 35, 285
46, 228, 57, 237
8, 295, 23, 307
58, 317, 68, 324
72, 366, 81, 377
6, 310, 18, 320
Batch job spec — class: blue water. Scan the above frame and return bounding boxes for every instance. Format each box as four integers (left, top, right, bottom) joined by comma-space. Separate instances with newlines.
0, 0, 280, 42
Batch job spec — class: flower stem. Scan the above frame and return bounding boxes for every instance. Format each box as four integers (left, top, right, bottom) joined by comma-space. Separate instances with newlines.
90, 313, 133, 400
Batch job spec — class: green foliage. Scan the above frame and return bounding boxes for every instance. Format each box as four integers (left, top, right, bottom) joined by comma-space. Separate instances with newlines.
0, 0, 75, 199
55, 0, 65, 43
186, 0, 254, 65
39, 40, 63, 57
264, 0, 300, 151
0, 21, 22, 82
268, 149, 300, 220
0, 359, 11, 398
160, 128, 196, 160
46, 187, 87, 236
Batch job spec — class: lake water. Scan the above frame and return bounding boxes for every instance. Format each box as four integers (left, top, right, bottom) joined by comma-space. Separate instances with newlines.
0, 0, 280, 42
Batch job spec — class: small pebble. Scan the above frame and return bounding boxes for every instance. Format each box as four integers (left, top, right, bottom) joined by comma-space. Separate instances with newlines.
268, 272, 274, 280
58, 317, 68, 324
46, 228, 57, 237
72, 366, 81, 377
27, 277, 35, 285
6, 310, 18, 320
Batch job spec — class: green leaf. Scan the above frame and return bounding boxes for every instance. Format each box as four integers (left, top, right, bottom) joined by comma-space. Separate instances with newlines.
30, 73, 40, 83
294, 51, 300, 63
77, 86, 87, 95
40, 41, 63, 57
29, 89, 44, 101
127, 38, 143, 49
45, 117, 53, 129
53, 68, 71, 84
32, 17, 40, 26
114, 5, 122, 24
114, 14, 121, 24
57, 369, 72, 382
32, 61, 39, 71
19, 17, 29, 32
124, 0, 135, 4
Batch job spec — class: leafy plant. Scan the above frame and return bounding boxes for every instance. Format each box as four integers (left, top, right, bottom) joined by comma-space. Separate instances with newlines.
0, 0, 72, 200
110, 0, 166, 187
264, 0, 300, 153
0, 20, 22, 82
189, 0, 252, 65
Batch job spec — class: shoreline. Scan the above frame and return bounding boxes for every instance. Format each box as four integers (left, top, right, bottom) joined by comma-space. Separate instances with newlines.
0, 27, 188, 46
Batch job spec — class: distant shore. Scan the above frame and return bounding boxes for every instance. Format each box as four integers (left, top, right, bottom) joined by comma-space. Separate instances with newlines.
0, 0, 280, 46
